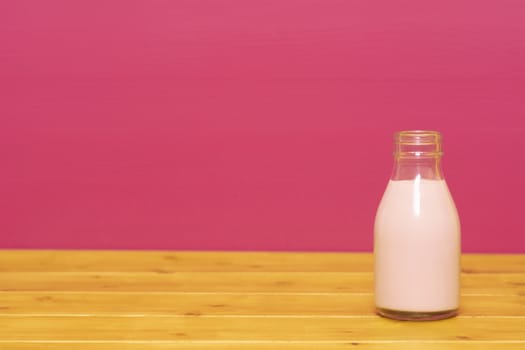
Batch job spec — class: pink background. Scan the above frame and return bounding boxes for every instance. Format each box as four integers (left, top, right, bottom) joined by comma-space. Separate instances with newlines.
2, 1, 525, 252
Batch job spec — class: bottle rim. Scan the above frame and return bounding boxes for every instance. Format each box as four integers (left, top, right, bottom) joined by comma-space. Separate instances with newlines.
394, 130, 443, 157
394, 130, 441, 145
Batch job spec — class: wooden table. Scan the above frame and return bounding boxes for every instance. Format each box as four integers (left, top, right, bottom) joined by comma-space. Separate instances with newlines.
0, 251, 524, 349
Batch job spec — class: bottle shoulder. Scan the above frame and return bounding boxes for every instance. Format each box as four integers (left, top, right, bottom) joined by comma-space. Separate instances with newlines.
376, 179, 459, 222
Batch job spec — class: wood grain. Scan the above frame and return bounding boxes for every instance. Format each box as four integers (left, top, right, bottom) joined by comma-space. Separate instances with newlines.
0, 316, 524, 341
0, 251, 523, 272
0, 272, 523, 295
0, 293, 523, 316
2, 343, 525, 350
0, 251, 523, 349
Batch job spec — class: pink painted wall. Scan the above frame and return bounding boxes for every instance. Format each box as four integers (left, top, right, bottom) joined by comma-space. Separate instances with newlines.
2, 1, 525, 252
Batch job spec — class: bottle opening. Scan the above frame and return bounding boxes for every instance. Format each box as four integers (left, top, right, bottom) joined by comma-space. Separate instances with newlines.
394, 130, 443, 158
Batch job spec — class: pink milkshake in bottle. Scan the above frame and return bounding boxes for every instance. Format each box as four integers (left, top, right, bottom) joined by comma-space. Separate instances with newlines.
374, 130, 461, 321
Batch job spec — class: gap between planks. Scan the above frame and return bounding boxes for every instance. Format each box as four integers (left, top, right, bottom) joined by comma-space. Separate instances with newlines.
0, 291, 520, 297
0, 314, 523, 318
2, 342, 525, 350
1, 340, 525, 343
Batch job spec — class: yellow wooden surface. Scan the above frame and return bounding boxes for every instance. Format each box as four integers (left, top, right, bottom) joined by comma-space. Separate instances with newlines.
0, 251, 524, 349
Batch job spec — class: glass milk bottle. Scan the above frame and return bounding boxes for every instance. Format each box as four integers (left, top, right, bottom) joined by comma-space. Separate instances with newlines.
374, 130, 461, 321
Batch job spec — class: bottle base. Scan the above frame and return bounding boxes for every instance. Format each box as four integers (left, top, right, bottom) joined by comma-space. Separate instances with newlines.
376, 307, 458, 321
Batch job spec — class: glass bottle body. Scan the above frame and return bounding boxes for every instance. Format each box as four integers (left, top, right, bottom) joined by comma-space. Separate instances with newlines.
374, 131, 461, 321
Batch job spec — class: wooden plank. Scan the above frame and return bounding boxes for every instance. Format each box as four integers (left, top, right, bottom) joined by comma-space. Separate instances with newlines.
0, 251, 523, 273
0, 251, 372, 272
0, 271, 372, 292
0, 251, 523, 349
461, 273, 525, 295
0, 272, 523, 295
0, 316, 523, 341
0, 292, 523, 316
1, 342, 525, 350
462, 254, 525, 273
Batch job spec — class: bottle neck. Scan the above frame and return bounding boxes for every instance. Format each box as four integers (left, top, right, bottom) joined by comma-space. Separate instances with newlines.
391, 156, 443, 180
391, 130, 444, 181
